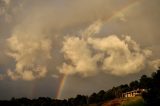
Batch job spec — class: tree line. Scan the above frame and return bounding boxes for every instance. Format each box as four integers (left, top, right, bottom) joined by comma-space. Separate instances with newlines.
0, 69, 160, 106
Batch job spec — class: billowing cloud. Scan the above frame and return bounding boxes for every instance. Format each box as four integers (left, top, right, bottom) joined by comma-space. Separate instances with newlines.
59, 20, 103, 77
60, 20, 152, 76
59, 36, 102, 77
88, 35, 152, 76
51, 74, 59, 79
150, 59, 160, 70
6, 26, 52, 81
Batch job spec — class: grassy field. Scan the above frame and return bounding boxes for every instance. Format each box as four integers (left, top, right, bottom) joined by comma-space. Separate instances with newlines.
102, 96, 144, 106
120, 96, 144, 106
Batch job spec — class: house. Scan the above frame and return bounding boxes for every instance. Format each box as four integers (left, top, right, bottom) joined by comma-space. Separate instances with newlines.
122, 89, 146, 98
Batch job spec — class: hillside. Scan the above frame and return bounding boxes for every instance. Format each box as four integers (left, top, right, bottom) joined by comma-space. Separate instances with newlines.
101, 96, 144, 106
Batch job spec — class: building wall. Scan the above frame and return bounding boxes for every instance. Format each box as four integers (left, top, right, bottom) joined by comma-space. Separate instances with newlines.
122, 89, 145, 98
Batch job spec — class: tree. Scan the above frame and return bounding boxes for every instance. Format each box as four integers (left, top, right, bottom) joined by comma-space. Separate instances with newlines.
88, 93, 98, 104
129, 80, 140, 90
142, 69, 160, 106
119, 84, 130, 93
103, 88, 116, 101
140, 75, 152, 89
74, 95, 87, 106
97, 90, 106, 101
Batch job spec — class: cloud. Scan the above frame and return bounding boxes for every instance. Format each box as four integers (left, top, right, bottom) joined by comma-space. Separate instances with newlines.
150, 59, 160, 70
0, 0, 11, 22
0, 74, 4, 80
3, 0, 10, 5
59, 36, 101, 77
115, 12, 127, 22
6, 26, 51, 81
81, 20, 102, 38
0, 0, 156, 80
51, 74, 59, 79
0, 0, 7, 15
0, 0, 23, 23
88, 35, 151, 76
60, 20, 152, 76
59, 20, 103, 77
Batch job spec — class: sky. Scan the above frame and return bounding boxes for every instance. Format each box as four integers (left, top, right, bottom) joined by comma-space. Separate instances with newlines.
0, 0, 160, 100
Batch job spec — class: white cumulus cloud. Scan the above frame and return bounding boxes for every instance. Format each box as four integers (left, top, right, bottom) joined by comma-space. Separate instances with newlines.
6, 26, 51, 81
59, 36, 101, 77
88, 35, 151, 76
150, 59, 160, 70
60, 20, 152, 76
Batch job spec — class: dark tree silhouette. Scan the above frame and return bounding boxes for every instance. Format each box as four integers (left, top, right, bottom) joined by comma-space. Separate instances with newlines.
88, 93, 98, 104
140, 75, 152, 89
142, 69, 160, 106
129, 80, 140, 90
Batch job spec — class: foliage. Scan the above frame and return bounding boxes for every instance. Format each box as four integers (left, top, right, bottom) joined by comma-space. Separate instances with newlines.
142, 69, 160, 106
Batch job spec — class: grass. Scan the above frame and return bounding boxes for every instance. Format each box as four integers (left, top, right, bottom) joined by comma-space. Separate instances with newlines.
120, 96, 144, 106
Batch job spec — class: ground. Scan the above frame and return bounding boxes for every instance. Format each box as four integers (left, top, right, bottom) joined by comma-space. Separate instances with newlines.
101, 96, 144, 106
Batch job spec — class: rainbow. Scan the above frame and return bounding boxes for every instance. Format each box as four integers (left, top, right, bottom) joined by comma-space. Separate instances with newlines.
102, 0, 140, 22
56, 74, 67, 99
56, 0, 142, 99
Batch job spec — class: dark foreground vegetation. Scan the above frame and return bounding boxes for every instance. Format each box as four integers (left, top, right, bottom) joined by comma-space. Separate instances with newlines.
0, 69, 160, 106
